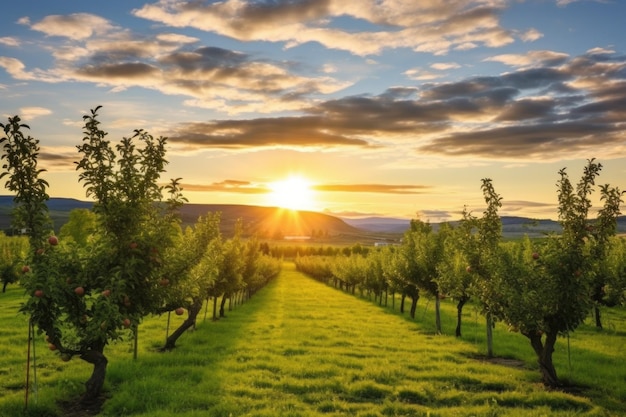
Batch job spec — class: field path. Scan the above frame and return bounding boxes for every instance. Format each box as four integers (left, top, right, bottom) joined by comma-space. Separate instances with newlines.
180, 262, 593, 417
100, 261, 600, 417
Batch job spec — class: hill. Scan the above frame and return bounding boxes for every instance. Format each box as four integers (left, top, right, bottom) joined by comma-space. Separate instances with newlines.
0, 196, 360, 239
2, 196, 625, 242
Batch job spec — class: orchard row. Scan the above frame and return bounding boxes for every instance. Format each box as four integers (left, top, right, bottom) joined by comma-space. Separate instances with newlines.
296, 164, 624, 388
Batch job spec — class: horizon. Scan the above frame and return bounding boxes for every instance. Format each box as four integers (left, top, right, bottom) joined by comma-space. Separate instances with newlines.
1, 1, 625, 222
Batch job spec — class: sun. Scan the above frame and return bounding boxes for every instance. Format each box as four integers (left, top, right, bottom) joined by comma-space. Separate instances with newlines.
267, 175, 317, 211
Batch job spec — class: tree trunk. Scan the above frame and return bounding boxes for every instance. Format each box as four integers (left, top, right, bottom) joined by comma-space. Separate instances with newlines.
435, 297, 442, 335
409, 295, 418, 319
486, 313, 494, 358
528, 331, 560, 387
2, 281, 7, 293
455, 296, 468, 338
212, 296, 218, 320
161, 299, 203, 351
219, 293, 229, 317
594, 305, 603, 329
400, 294, 406, 313
80, 349, 108, 406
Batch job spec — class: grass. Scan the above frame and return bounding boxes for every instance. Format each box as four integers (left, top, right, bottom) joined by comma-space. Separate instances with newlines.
0, 262, 624, 416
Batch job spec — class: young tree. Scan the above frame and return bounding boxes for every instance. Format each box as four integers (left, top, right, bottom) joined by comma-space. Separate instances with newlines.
1, 108, 185, 405
404, 220, 450, 334
490, 159, 622, 387
160, 213, 222, 351
587, 184, 625, 328
462, 180, 503, 357
437, 223, 473, 337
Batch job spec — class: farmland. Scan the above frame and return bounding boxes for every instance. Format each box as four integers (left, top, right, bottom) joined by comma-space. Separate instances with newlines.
1, 262, 624, 416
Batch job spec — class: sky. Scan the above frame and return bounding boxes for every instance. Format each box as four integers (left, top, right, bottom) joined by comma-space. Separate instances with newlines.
1, 0, 625, 222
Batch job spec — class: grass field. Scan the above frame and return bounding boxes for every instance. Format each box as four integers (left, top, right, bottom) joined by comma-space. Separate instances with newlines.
1, 262, 624, 416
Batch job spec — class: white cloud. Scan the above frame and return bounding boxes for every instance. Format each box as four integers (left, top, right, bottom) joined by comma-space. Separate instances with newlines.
0, 37, 20, 47
19, 106, 52, 120
29, 13, 115, 40
430, 62, 461, 70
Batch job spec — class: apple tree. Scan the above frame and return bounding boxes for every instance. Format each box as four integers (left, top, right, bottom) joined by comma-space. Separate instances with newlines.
160, 213, 222, 351
436, 221, 474, 337
487, 159, 622, 387
1, 107, 185, 405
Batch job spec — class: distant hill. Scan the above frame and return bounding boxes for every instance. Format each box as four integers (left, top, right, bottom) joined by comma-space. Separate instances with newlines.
0, 196, 360, 238
1, 196, 625, 241
342, 214, 626, 238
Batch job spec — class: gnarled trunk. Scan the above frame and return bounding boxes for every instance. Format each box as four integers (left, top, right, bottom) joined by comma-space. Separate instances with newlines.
527, 330, 560, 387
161, 299, 203, 351
80, 349, 108, 406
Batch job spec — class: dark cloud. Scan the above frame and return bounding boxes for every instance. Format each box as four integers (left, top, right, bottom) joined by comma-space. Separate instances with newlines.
76, 62, 159, 79
417, 120, 621, 158
164, 50, 626, 153
169, 116, 370, 148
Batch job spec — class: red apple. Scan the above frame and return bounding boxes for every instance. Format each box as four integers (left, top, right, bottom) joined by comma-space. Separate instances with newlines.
34, 289, 44, 298
532, 252, 539, 260
175, 307, 185, 316
48, 235, 59, 246
129, 242, 138, 249
159, 278, 170, 287
122, 318, 131, 328
123, 295, 131, 307
465, 265, 472, 273
101, 289, 111, 297
22, 265, 30, 274
48, 343, 57, 351
74, 286, 85, 296
36, 248, 45, 256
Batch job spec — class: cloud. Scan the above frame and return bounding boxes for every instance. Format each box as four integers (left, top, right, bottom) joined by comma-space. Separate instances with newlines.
313, 184, 430, 194
19, 106, 52, 120
0, 37, 20, 47
133, 0, 520, 56
27, 13, 116, 40
159, 48, 626, 160
186, 179, 430, 196
182, 180, 268, 194
167, 116, 370, 149
485, 50, 570, 68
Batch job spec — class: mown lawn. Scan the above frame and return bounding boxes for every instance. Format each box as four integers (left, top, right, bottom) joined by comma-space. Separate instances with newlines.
1, 262, 624, 416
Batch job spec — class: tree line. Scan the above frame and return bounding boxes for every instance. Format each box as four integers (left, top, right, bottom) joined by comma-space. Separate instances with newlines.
296, 161, 625, 388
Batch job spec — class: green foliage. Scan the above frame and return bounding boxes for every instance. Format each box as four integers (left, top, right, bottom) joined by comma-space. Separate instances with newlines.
1, 107, 187, 403
0, 233, 27, 292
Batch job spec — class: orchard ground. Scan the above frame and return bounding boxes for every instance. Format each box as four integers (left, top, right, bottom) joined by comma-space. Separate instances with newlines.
1, 262, 625, 416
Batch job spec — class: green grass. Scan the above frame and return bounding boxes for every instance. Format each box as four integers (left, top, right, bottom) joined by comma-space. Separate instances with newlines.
1, 263, 625, 416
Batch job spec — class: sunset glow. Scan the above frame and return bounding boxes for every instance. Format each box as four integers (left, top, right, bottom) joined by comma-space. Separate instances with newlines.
1, 1, 626, 221
267, 176, 316, 211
